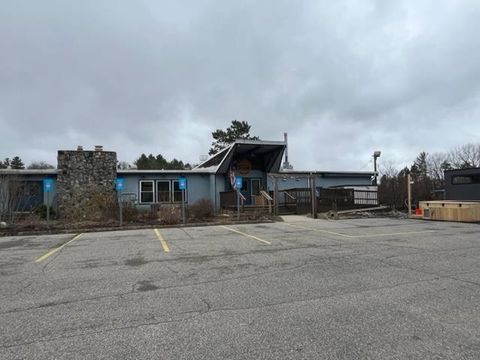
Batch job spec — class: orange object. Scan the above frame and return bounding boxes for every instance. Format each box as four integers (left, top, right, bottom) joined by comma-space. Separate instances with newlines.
415, 208, 423, 215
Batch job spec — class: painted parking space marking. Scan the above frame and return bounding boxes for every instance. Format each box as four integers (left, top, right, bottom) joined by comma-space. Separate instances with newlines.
284, 223, 353, 238
284, 222, 435, 239
354, 230, 436, 238
35, 233, 83, 263
154, 229, 170, 252
221, 225, 271, 245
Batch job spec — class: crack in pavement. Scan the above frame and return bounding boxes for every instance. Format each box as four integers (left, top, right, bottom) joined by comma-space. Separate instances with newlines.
0, 272, 460, 350
0, 258, 317, 315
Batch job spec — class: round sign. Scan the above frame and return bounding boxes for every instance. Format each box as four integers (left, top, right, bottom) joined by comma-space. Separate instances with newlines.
237, 159, 252, 176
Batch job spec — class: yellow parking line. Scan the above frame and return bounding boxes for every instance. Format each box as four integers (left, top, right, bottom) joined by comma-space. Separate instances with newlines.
221, 225, 271, 245
154, 229, 170, 252
35, 233, 83, 263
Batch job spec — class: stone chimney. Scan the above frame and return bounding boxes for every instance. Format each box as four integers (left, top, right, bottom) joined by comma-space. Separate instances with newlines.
56, 148, 117, 218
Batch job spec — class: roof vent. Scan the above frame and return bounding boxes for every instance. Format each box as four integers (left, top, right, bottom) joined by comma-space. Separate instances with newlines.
77, 145, 83, 151
94, 145, 103, 151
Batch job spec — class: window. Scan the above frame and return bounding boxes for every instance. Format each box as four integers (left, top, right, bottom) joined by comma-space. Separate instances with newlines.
139, 180, 154, 203
172, 180, 183, 202
139, 179, 187, 204
157, 181, 171, 202
452, 174, 480, 185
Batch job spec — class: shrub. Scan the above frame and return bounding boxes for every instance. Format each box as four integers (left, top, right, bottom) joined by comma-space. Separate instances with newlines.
188, 198, 213, 221
157, 205, 181, 225
121, 200, 139, 222
34, 204, 57, 220
60, 186, 117, 222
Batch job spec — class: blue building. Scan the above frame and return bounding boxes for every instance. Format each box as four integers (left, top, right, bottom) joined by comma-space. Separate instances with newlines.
0, 139, 375, 215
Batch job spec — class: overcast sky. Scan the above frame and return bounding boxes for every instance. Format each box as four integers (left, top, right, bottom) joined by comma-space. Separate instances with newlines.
1, 0, 480, 171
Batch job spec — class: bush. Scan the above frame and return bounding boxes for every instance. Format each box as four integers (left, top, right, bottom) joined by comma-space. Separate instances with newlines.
34, 204, 57, 220
188, 198, 213, 221
157, 205, 181, 225
60, 186, 118, 222
121, 200, 139, 222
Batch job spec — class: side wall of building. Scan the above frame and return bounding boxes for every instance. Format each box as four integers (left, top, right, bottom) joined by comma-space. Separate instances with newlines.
445, 169, 480, 200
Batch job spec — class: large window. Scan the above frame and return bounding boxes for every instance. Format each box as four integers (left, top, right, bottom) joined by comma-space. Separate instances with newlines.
140, 180, 154, 203
139, 179, 187, 204
157, 181, 171, 202
452, 174, 480, 185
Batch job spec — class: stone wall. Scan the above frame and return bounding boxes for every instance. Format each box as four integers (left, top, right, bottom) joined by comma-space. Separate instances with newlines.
56, 149, 117, 218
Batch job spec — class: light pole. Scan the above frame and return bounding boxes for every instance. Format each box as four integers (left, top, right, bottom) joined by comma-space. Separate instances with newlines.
373, 151, 381, 185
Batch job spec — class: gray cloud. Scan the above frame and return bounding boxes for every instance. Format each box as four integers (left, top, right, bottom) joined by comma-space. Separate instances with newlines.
1, 0, 480, 171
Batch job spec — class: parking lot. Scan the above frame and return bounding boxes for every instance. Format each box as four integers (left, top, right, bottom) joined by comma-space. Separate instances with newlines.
1, 216, 480, 359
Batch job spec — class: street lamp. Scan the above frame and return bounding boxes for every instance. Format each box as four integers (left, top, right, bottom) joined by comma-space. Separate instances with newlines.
373, 151, 381, 185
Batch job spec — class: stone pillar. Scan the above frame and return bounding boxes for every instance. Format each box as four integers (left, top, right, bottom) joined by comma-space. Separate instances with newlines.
56, 148, 117, 219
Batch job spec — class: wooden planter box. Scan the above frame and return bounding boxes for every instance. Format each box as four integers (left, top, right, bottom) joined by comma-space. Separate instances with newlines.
419, 200, 480, 223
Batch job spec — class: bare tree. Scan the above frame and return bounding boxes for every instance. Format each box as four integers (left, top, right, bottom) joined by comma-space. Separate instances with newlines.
378, 161, 406, 210
117, 161, 132, 170
378, 160, 399, 178
427, 152, 449, 188
28, 161, 55, 169
449, 143, 480, 169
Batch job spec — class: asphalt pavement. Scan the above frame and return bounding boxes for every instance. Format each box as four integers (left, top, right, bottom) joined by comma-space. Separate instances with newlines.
1, 216, 480, 359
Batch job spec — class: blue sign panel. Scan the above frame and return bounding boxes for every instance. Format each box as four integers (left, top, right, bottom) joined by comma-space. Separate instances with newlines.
115, 178, 125, 191
235, 176, 243, 189
43, 178, 54, 193
179, 177, 187, 190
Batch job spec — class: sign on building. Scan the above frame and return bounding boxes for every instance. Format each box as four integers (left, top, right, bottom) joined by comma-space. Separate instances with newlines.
179, 177, 187, 190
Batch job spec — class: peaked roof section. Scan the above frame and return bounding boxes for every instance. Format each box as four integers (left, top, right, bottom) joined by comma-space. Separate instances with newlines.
194, 139, 286, 174
192, 145, 234, 173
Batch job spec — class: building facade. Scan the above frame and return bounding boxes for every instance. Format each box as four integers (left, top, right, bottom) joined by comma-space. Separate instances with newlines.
444, 168, 480, 200
0, 139, 375, 215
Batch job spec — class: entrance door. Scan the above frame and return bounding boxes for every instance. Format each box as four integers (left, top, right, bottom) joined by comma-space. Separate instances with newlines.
251, 178, 262, 205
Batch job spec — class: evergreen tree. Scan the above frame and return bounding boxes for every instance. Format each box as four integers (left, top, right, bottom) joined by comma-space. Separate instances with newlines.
134, 153, 188, 170
10, 156, 24, 169
209, 120, 259, 155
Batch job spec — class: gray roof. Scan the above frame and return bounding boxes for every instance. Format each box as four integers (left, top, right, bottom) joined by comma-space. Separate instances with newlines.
194, 139, 286, 173
276, 170, 374, 177
117, 169, 213, 175
0, 169, 58, 175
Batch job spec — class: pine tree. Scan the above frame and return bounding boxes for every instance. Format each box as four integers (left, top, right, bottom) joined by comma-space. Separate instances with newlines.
209, 120, 259, 155
10, 156, 25, 169
134, 154, 188, 170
